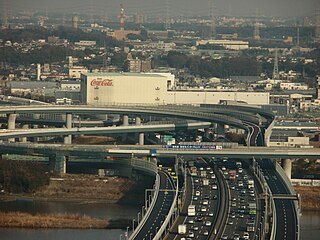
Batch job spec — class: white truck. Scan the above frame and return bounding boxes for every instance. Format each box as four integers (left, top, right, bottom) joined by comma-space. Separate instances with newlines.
188, 205, 196, 216
248, 179, 254, 189
203, 178, 209, 186
178, 224, 187, 234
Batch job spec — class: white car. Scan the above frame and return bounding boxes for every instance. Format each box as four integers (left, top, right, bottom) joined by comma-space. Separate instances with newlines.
201, 206, 207, 212
203, 230, 209, 236
243, 232, 249, 239
188, 232, 195, 238
202, 200, 209, 205
205, 221, 211, 226
195, 191, 201, 196
211, 184, 218, 190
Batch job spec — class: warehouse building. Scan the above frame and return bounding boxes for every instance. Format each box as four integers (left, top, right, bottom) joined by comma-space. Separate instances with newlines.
80, 73, 270, 105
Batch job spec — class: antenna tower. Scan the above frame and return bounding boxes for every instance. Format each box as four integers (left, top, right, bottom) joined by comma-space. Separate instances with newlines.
209, 0, 216, 39
2, 0, 8, 28
316, 8, 320, 41
165, 0, 171, 30
273, 48, 280, 80
120, 3, 125, 31
253, 9, 260, 40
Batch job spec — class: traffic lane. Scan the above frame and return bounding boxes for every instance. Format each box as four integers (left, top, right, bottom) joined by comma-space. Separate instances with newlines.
222, 168, 259, 239
135, 171, 175, 240
181, 169, 219, 239
167, 166, 193, 239
263, 169, 297, 240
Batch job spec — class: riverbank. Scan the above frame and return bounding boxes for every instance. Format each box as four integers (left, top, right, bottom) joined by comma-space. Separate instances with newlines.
0, 212, 130, 229
294, 186, 320, 210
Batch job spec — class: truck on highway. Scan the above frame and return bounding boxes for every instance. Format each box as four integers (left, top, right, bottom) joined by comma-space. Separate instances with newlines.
248, 179, 254, 189
248, 202, 257, 215
188, 205, 196, 216
203, 178, 209, 186
190, 167, 197, 176
200, 170, 207, 178
178, 224, 187, 234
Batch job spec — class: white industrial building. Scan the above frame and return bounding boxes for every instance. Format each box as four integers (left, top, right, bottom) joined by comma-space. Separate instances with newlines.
80, 73, 167, 105
80, 73, 269, 105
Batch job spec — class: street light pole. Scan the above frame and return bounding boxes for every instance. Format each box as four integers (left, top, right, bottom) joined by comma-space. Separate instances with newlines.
126, 226, 129, 239
132, 218, 136, 232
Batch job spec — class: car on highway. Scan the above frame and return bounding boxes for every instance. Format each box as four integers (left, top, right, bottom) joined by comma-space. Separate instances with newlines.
243, 232, 249, 239
192, 226, 199, 231
188, 219, 194, 224
201, 206, 207, 212
233, 234, 240, 240
202, 200, 209, 205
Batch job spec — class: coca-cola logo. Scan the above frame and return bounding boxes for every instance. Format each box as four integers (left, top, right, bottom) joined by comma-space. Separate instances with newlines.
90, 78, 113, 87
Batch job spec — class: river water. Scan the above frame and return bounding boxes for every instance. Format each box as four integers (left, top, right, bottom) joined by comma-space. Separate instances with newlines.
0, 200, 319, 239
0, 199, 139, 240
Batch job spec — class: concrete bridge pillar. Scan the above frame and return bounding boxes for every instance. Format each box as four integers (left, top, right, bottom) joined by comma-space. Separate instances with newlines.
135, 116, 144, 145
281, 159, 292, 180
139, 133, 144, 145
216, 123, 225, 135
7, 113, 17, 142
49, 154, 67, 174
123, 115, 129, 126
20, 124, 29, 142
204, 128, 210, 139
64, 113, 72, 144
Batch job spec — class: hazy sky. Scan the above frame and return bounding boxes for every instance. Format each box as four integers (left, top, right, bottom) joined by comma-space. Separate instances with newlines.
4, 0, 320, 17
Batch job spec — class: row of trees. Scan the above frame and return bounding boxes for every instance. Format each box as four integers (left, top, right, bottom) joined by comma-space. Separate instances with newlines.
163, 51, 262, 78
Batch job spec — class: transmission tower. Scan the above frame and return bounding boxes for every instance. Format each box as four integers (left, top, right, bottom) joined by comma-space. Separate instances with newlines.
273, 48, 280, 80
209, 0, 216, 39
316, 8, 320, 42
165, 0, 171, 30
2, 0, 8, 29
253, 9, 260, 40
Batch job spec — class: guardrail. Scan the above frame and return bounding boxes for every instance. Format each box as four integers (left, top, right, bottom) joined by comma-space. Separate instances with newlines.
129, 172, 160, 240
153, 172, 179, 239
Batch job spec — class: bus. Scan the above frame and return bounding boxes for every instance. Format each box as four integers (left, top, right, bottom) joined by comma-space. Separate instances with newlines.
188, 205, 196, 216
